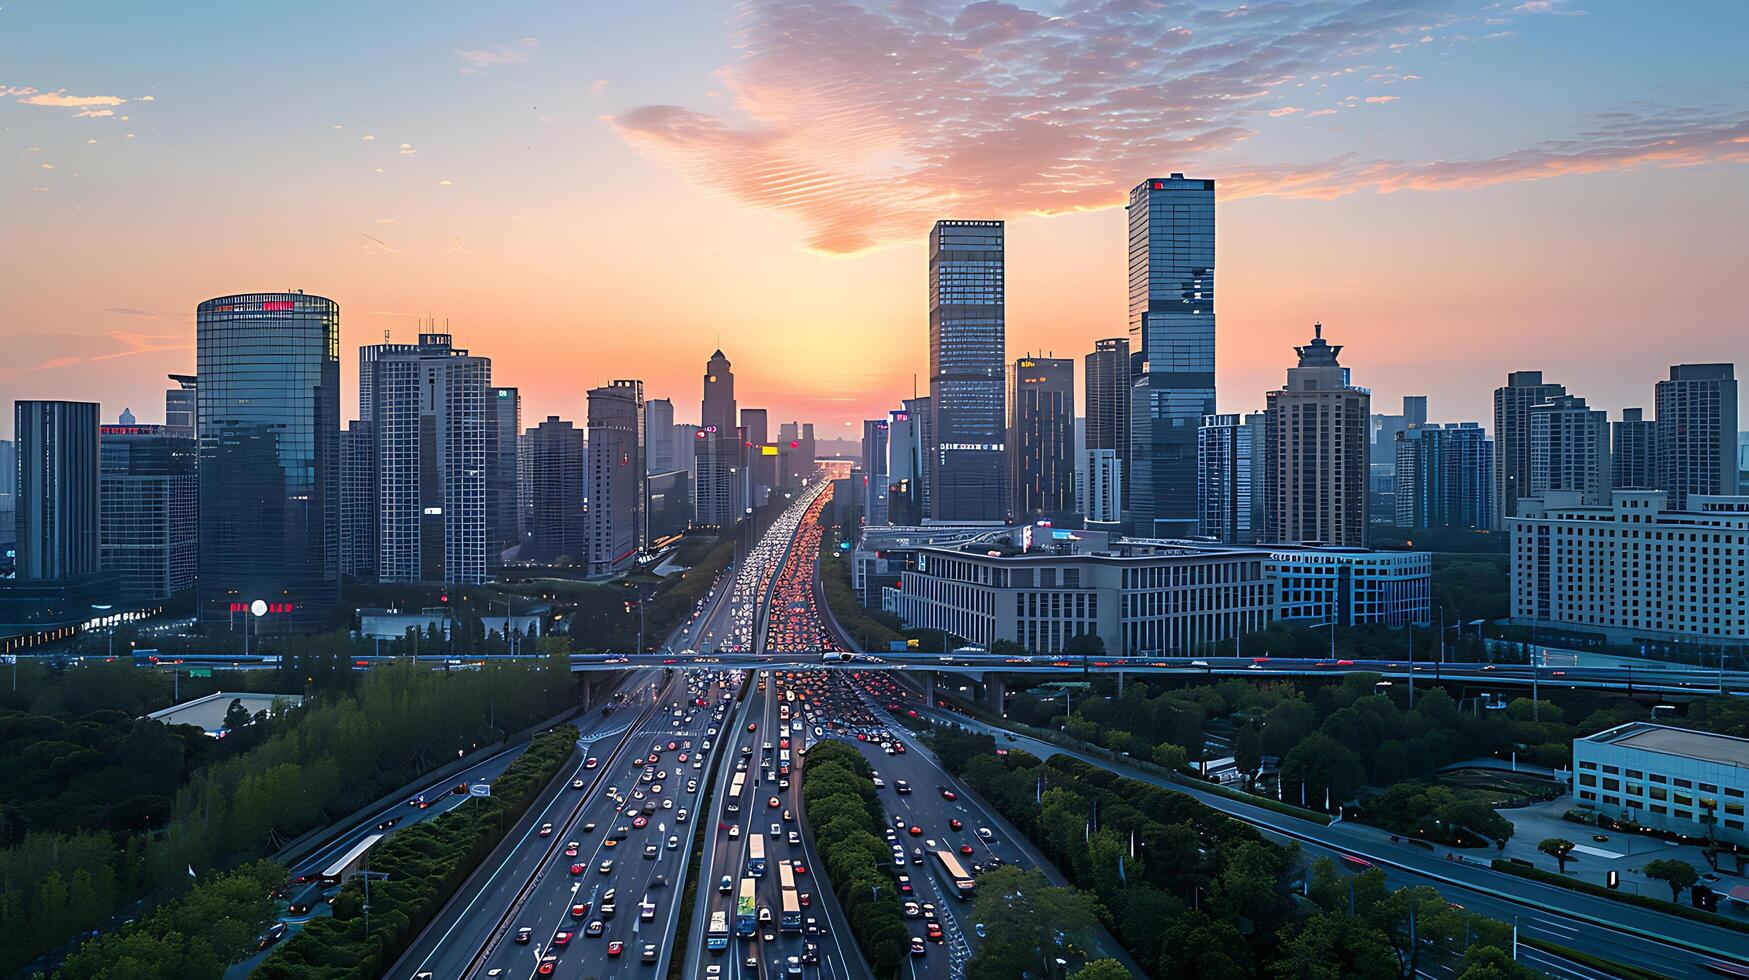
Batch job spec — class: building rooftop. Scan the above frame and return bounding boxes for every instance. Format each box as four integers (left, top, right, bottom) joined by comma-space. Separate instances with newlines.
1588, 723, 1749, 769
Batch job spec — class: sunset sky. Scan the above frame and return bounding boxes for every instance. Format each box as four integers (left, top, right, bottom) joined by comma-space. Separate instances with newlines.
2, 0, 1745, 440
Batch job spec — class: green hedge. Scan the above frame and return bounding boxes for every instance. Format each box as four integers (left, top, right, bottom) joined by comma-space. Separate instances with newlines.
256, 726, 579, 979
1520, 937, 1669, 980
802, 740, 909, 976
51, 861, 287, 980
1489, 859, 1749, 936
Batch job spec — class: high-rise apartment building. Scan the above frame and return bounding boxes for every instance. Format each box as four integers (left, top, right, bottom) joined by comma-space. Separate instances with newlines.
1656, 363, 1738, 509
1393, 422, 1494, 530
586, 380, 646, 576
165, 374, 197, 438
370, 332, 489, 585
196, 292, 340, 630
645, 398, 676, 474
1084, 338, 1130, 514
696, 350, 739, 528
486, 386, 521, 566
928, 219, 1006, 521
14, 400, 101, 581
1083, 449, 1123, 527
1198, 412, 1266, 543
525, 416, 586, 562
1493, 370, 1567, 528
99, 422, 197, 599
339, 420, 376, 578
1263, 325, 1369, 547
863, 418, 890, 526
1529, 394, 1609, 506
1006, 356, 1074, 520
1127, 175, 1215, 537
1611, 408, 1657, 490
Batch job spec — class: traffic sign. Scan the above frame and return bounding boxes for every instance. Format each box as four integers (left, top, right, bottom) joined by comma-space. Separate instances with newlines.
189, 668, 213, 678
469, 783, 491, 797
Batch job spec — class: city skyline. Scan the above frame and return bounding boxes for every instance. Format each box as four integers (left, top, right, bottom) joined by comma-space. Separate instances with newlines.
3, 2, 1746, 438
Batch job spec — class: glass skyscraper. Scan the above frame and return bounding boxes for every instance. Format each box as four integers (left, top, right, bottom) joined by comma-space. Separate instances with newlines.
1127, 176, 1215, 537
196, 291, 340, 631
928, 219, 1006, 521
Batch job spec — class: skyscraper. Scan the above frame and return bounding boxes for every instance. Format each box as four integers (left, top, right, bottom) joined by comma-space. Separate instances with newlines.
587, 380, 647, 576
1083, 449, 1123, 527
1394, 422, 1494, 530
1656, 363, 1738, 508
486, 386, 521, 567
645, 398, 676, 474
741, 407, 772, 505
1127, 175, 1215, 537
165, 374, 197, 438
862, 418, 890, 526
1492, 370, 1567, 528
1611, 407, 1657, 490
1263, 324, 1369, 547
370, 331, 489, 585
1084, 338, 1130, 514
99, 421, 197, 599
1007, 356, 1074, 520
696, 350, 738, 528
14, 400, 101, 581
887, 405, 923, 526
928, 219, 1006, 521
1529, 394, 1610, 506
339, 419, 376, 579
1198, 412, 1266, 543
525, 416, 586, 562
196, 292, 340, 630
910, 395, 933, 516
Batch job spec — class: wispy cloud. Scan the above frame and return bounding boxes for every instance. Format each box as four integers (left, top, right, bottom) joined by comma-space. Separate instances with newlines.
609, 0, 1746, 254
73, 108, 114, 118
457, 37, 538, 74
361, 234, 402, 254
106, 307, 162, 319
16, 89, 126, 108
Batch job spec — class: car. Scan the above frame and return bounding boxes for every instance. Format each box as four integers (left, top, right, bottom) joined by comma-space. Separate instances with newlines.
570, 902, 590, 918
644, 843, 659, 859
749, 723, 757, 731
720, 874, 734, 893
583, 822, 597, 833
583, 918, 606, 939
960, 844, 974, 855
782, 808, 793, 822
564, 841, 580, 856
940, 788, 957, 801
728, 825, 741, 839
677, 807, 689, 822
927, 922, 944, 942
799, 891, 811, 907
759, 906, 773, 924
949, 818, 963, 831
602, 889, 617, 915
770, 823, 782, 837
539, 823, 554, 837
788, 831, 800, 845
921, 903, 936, 920
376, 817, 399, 830
903, 901, 920, 918
1593, 834, 1611, 843
607, 940, 624, 957
908, 825, 923, 837
792, 861, 808, 875
599, 859, 615, 874
667, 835, 680, 850
910, 936, 927, 956
768, 796, 780, 808
551, 930, 572, 947
537, 955, 557, 975
976, 827, 993, 841
585, 757, 600, 769
514, 926, 534, 944
633, 815, 648, 828
642, 944, 658, 963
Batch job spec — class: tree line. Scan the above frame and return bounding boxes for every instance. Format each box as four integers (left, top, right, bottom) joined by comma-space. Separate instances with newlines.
800, 739, 911, 975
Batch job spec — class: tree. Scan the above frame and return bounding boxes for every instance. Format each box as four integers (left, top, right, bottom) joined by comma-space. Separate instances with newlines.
1233, 722, 1263, 787
1457, 945, 1543, 980
1537, 838, 1576, 873
1281, 733, 1366, 808
1071, 959, 1131, 980
223, 697, 253, 732
1643, 859, 1699, 902
1151, 741, 1188, 773
966, 867, 1102, 980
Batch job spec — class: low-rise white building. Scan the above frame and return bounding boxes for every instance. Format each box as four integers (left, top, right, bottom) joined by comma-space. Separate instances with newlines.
1131, 538, 1432, 627
1574, 722, 1748, 845
1510, 490, 1749, 648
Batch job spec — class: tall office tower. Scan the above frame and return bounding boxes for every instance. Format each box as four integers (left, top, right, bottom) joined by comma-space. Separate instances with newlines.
196, 292, 340, 630
1529, 394, 1610, 506
673, 423, 700, 479
886, 406, 923, 526
339, 420, 376, 578
1007, 356, 1074, 520
587, 380, 647, 576
14, 400, 101, 581
741, 408, 773, 504
777, 421, 818, 491
369, 331, 489, 585
1492, 370, 1567, 529
1084, 449, 1123, 527
908, 395, 933, 515
1393, 422, 1494, 530
99, 421, 197, 599
645, 398, 676, 474
1370, 396, 1429, 464
0, 439, 15, 550
485, 386, 521, 567
525, 416, 586, 562
1127, 175, 1215, 537
928, 219, 1006, 521
696, 350, 738, 528
1656, 363, 1738, 508
1263, 325, 1370, 547
1084, 338, 1130, 512
1198, 412, 1266, 543
863, 418, 890, 526
1611, 408, 1658, 490
165, 374, 197, 438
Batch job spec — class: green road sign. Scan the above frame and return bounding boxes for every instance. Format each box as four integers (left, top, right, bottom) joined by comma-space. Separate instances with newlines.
189, 668, 213, 678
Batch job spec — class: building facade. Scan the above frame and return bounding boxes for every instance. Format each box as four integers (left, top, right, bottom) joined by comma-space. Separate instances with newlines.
1493, 370, 1567, 529
485, 386, 521, 567
14, 400, 101, 581
1262, 325, 1370, 547
645, 397, 676, 475
1575, 723, 1748, 846
1656, 363, 1738, 509
1084, 449, 1123, 527
1611, 408, 1657, 490
886, 404, 924, 527
1126, 175, 1215, 537
1084, 337, 1130, 514
696, 349, 739, 528
165, 374, 197, 438
1198, 412, 1266, 544
1006, 356, 1074, 520
1510, 489, 1749, 648
339, 420, 376, 579
586, 380, 646, 576
1393, 422, 1495, 530
928, 219, 1007, 521
525, 416, 587, 563
99, 423, 197, 600
1529, 394, 1609, 507
1254, 544, 1431, 627
863, 418, 890, 527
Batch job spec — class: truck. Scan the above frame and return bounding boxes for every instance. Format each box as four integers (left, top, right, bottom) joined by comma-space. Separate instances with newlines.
706, 910, 730, 952
735, 879, 758, 938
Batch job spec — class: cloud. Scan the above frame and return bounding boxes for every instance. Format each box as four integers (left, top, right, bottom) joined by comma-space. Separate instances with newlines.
106, 307, 162, 319
0, 331, 190, 379
1268, 107, 1301, 117
1514, 0, 1586, 14
436, 178, 453, 186
457, 37, 538, 73
399, 143, 416, 154
17, 90, 125, 108
361, 234, 401, 254
1364, 95, 1401, 104
73, 108, 114, 117
362, 134, 376, 141
609, 0, 1743, 254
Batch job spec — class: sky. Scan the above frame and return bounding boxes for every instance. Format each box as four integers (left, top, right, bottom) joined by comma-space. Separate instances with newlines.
2, 0, 1746, 441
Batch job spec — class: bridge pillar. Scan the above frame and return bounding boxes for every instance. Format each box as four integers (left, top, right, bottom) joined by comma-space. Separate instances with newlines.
985, 674, 1006, 713
922, 670, 935, 706
1117, 669, 1125, 698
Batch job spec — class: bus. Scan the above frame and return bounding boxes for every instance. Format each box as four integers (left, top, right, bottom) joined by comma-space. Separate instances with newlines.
928, 849, 976, 900
727, 772, 745, 812
778, 865, 802, 933
706, 910, 730, 952
747, 833, 767, 877
320, 833, 383, 887
735, 879, 758, 938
